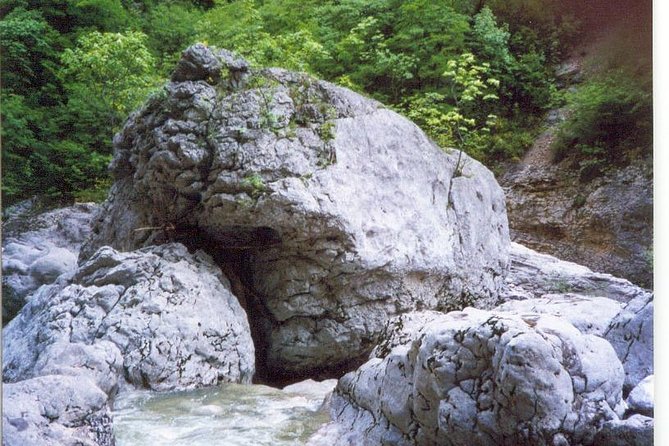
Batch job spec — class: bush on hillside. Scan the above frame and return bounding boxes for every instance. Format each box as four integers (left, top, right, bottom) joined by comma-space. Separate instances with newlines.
553, 72, 652, 179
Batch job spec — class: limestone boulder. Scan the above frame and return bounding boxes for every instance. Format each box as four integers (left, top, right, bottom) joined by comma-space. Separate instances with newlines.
626, 375, 653, 417
495, 294, 622, 336
502, 242, 649, 303
593, 415, 654, 446
80, 44, 510, 376
604, 293, 653, 392
2, 201, 100, 324
3, 243, 254, 391
330, 308, 625, 446
2, 375, 113, 446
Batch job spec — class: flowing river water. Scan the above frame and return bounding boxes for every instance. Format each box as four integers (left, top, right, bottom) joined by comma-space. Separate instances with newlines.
113, 380, 337, 446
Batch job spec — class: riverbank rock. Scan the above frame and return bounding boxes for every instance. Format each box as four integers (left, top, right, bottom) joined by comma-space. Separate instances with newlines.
2, 200, 100, 324
495, 294, 622, 336
593, 414, 654, 446
604, 294, 653, 392
80, 44, 509, 376
502, 242, 649, 303
329, 308, 625, 446
3, 243, 254, 391
501, 158, 652, 288
626, 375, 653, 417
2, 375, 113, 446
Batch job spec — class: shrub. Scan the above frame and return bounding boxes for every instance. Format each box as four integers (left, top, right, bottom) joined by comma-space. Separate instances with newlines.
553, 71, 652, 169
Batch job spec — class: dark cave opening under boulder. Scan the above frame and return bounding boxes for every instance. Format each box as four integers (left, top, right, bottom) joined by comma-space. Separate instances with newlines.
167, 224, 366, 385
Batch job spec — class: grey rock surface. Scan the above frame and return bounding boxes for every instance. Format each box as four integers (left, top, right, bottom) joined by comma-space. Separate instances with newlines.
502, 242, 649, 303
501, 158, 652, 288
604, 293, 654, 392
495, 294, 622, 336
2, 375, 113, 446
330, 308, 625, 446
593, 414, 654, 446
626, 375, 653, 417
2, 200, 100, 324
80, 44, 510, 375
3, 243, 254, 391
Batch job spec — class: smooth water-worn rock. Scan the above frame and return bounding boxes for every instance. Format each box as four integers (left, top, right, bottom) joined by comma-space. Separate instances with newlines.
501, 158, 652, 288
502, 242, 649, 303
604, 293, 653, 392
2, 375, 113, 446
626, 375, 653, 417
80, 44, 509, 376
329, 308, 625, 446
495, 294, 622, 336
2, 200, 100, 323
593, 414, 654, 446
3, 243, 254, 390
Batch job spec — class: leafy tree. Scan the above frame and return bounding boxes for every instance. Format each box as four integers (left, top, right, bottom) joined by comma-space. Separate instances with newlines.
59, 30, 159, 133
389, 0, 470, 86
0, 8, 61, 98
1, 93, 41, 201
442, 53, 500, 156
335, 16, 417, 101
553, 71, 652, 179
196, 0, 328, 72
70, 0, 138, 32
404, 53, 500, 164
144, 2, 203, 74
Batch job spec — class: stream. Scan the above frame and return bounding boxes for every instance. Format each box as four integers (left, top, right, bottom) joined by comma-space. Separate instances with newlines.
113, 380, 336, 446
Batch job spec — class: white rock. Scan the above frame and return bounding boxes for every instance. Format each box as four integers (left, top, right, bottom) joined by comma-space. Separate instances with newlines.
626, 375, 653, 416
330, 308, 625, 446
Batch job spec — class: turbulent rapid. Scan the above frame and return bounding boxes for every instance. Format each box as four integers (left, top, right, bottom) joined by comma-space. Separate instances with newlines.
113, 380, 336, 446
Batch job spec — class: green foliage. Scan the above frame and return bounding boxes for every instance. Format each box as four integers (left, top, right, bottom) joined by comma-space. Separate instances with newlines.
0, 8, 60, 97
59, 31, 159, 127
1, 0, 635, 204
71, 0, 138, 32
241, 173, 267, 199
442, 53, 500, 151
143, 2, 203, 74
72, 177, 113, 203
553, 72, 652, 176
196, 0, 328, 73
1, 93, 40, 201
471, 7, 513, 69
28, 141, 112, 201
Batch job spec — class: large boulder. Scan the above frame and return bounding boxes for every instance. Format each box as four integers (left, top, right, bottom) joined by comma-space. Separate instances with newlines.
495, 294, 623, 336
593, 415, 654, 446
2, 375, 113, 446
3, 243, 254, 391
502, 242, 649, 303
2, 200, 100, 324
626, 375, 653, 417
604, 293, 653, 392
80, 44, 510, 376
328, 308, 625, 446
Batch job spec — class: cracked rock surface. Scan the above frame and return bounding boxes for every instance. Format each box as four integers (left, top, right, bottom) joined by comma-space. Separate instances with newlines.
2, 375, 113, 446
327, 308, 625, 446
80, 44, 509, 375
502, 242, 649, 303
626, 375, 653, 417
2, 200, 100, 324
593, 414, 654, 446
3, 243, 254, 391
604, 294, 653, 392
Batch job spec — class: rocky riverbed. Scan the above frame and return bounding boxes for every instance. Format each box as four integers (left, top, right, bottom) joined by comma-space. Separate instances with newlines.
2, 45, 653, 446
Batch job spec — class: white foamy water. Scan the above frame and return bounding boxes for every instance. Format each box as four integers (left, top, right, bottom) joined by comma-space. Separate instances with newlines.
113, 381, 336, 446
